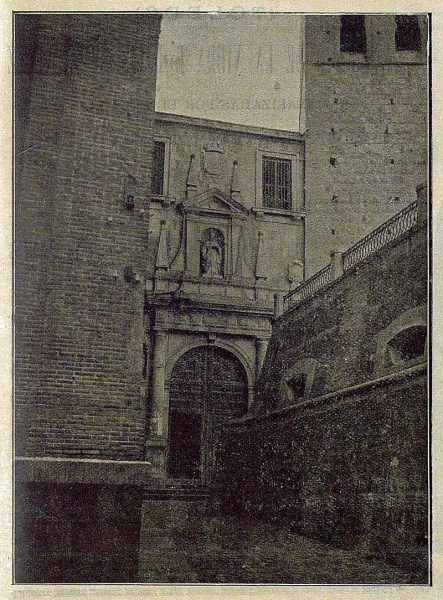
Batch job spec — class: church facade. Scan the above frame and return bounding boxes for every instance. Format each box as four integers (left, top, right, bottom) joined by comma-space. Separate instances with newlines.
144, 114, 305, 478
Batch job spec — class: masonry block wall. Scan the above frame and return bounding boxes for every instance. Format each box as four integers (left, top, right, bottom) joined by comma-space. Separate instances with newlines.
15, 482, 144, 583
216, 374, 427, 580
15, 14, 161, 459
150, 114, 305, 293
214, 204, 428, 579
256, 215, 427, 410
303, 15, 428, 275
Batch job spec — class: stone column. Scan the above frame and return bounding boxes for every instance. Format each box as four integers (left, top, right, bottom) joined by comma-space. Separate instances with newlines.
256, 338, 269, 378
150, 329, 167, 438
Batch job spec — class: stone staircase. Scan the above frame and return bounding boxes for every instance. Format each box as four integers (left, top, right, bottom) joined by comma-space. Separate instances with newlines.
143, 478, 210, 502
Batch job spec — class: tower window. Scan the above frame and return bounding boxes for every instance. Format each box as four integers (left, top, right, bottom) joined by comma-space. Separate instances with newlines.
395, 16, 422, 52
340, 15, 367, 53
262, 156, 292, 210
151, 140, 166, 195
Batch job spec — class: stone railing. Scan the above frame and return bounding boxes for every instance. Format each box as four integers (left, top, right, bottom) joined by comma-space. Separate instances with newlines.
284, 199, 419, 312
284, 264, 332, 310
342, 201, 418, 271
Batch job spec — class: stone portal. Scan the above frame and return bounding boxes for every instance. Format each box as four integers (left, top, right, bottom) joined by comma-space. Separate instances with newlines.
167, 346, 248, 481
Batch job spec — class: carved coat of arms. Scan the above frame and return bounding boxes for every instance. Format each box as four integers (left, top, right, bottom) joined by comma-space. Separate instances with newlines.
203, 141, 224, 176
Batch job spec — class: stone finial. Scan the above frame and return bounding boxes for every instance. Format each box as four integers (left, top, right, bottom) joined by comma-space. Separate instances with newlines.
230, 160, 241, 198
155, 220, 169, 271
186, 154, 198, 198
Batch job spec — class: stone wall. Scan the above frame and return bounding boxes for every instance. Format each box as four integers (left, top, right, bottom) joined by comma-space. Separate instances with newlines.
256, 212, 427, 410
214, 198, 428, 579
15, 482, 144, 582
151, 114, 305, 293
215, 370, 428, 579
15, 14, 161, 459
303, 15, 428, 275
155, 113, 304, 212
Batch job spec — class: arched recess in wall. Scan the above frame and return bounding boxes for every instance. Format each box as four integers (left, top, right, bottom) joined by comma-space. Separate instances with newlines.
165, 339, 254, 392
166, 343, 250, 481
371, 304, 427, 376
280, 357, 318, 406
200, 227, 225, 278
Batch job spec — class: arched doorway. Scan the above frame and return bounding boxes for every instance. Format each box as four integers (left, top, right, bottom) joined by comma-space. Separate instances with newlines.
167, 345, 248, 481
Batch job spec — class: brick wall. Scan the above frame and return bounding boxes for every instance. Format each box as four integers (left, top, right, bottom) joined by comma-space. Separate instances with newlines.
303, 15, 428, 275
15, 14, 161, 459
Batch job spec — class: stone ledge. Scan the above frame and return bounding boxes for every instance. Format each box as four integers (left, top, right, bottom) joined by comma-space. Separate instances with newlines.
227, 362, 427, 427
15, 456, 162, 486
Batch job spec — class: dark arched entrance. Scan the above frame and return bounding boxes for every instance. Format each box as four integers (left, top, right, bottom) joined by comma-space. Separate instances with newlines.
167, 345, 248, 480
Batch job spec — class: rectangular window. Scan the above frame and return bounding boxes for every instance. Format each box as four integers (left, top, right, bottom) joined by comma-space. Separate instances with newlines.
395, 16, 421, 52
151, 140, 166, 195
340, 15, 367, 53
262, 156, 292, 210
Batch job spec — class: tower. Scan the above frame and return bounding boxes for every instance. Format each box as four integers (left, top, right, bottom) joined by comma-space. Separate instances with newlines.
15, 14, 161, 461
14, 14, 162, 582
303, 14, 427, 275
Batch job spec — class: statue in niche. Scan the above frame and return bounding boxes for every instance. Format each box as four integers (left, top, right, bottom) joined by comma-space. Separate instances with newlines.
200, 228, 224, 278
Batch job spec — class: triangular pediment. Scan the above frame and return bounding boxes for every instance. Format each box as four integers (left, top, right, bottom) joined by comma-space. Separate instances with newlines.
185, 188, 249, 215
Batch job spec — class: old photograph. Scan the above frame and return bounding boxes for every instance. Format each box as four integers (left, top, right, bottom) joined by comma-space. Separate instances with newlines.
13, 11, 430, 585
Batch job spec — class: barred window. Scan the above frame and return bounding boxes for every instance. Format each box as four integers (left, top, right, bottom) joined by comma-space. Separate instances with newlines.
151, 140, 166, 195
262, 156, 292, 210
395, 16, 421, 52
340, 15, 367, 53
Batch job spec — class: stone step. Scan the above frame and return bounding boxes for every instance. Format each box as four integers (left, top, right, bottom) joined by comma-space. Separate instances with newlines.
144, 478, 210, 502
152, 479, 203, 487
144, 492, 209, 502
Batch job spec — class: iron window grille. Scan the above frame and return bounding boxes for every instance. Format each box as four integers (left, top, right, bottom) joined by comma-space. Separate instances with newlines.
262, 156, 293, 210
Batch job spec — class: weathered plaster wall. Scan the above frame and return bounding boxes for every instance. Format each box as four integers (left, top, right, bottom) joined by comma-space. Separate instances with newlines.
155, 114, 304, 210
